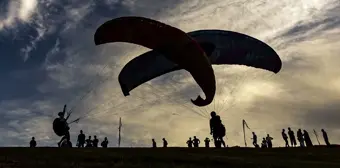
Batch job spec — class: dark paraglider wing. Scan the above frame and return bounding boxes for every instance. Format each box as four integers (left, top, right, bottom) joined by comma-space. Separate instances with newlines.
94, 16, 205, 55
118, 42, 216, 96
188, 29, 282, 73
119, 52, 181, 96
95, 16, 216, 107
117, 29, 282, 107
128, 29, 281, 76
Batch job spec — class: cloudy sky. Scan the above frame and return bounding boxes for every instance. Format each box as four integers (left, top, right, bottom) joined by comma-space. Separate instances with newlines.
0, 0, 339, 147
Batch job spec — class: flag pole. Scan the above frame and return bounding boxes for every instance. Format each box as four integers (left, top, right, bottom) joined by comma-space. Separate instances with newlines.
313, 129, 321, 145
118, 117, 122, 147
243, 120, 247, 147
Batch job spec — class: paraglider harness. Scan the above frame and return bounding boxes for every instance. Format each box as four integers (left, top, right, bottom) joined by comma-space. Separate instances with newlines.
212, 115, 226, 138
53, 117, 70, 136
219, 124, 226, 137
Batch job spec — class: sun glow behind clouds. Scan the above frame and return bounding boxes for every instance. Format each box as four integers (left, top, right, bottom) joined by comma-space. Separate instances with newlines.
19, 0, 38, 21
239, 81, 283, 103
0, 0, 37, 30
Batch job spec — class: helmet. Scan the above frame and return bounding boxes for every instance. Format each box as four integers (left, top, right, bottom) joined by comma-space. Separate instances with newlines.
58, 112, 63, 117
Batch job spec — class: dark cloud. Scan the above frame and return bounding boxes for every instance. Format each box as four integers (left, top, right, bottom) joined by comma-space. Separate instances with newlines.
271, 2, 340, 50
0, 0, 191, 146
303, 102, 340, 129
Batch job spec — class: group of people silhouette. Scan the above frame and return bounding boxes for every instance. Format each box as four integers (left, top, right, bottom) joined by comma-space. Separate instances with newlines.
151, 111, 228, 148
151, 136, 217, 148
186, 136, 225, 148
280, 128, 330, 147
29, 105, 333, 148
30, 130, 109, 148
182, 112, 227, 148
249, 128, 331, 148
75, 130, 109, 148
151, 112, 332, 148
150, 129, 331, 149
152, 138, 168, 148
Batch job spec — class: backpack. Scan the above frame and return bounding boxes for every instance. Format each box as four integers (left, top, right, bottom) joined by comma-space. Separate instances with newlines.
219, 124, 226, 137
53, 118, 69, 136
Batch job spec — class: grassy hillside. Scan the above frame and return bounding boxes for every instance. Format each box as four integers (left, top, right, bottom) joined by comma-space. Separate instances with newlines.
0, 146, 339, 168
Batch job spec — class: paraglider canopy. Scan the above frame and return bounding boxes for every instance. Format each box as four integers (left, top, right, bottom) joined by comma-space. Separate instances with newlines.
117, 29, 282, 102
94, 16, 216, 107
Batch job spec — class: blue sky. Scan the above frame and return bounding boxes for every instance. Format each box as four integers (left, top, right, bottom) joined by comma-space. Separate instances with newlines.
0, 0, 340, 147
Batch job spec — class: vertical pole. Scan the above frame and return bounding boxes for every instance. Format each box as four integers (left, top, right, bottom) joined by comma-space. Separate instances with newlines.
243, 120, 247, 147
313, 129, 321, 145
118, 117, 122, 147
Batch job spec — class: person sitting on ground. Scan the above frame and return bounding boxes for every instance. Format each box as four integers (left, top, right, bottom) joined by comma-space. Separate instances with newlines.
162, 138, 168, 147
261, 137, 267, 148
266, 134, 273, 148
92, 135, 99, 147
60, 139, 72, 148
186, 137, 193, 148
193, 136, 200, 147
204, 137, 210, 148
30, 137, 36, 147
86, 136, 93, 147
101, 137, 109, 148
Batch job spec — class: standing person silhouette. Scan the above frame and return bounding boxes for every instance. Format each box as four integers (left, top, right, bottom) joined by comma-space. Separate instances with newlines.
303, 130, 313, 147
321, 129, 331, 146
251, 132, 258, 147
77, 130, 86, 148
297, 129, 305, 147
266, 134, 273, 148
288, 127, 297, 147
204, 137, 210, 148
261, 138, 267, 148
282, 129, 289, 147
152, 139, 157, 148
210, 111, 226, 147
30, 137, 37, 147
